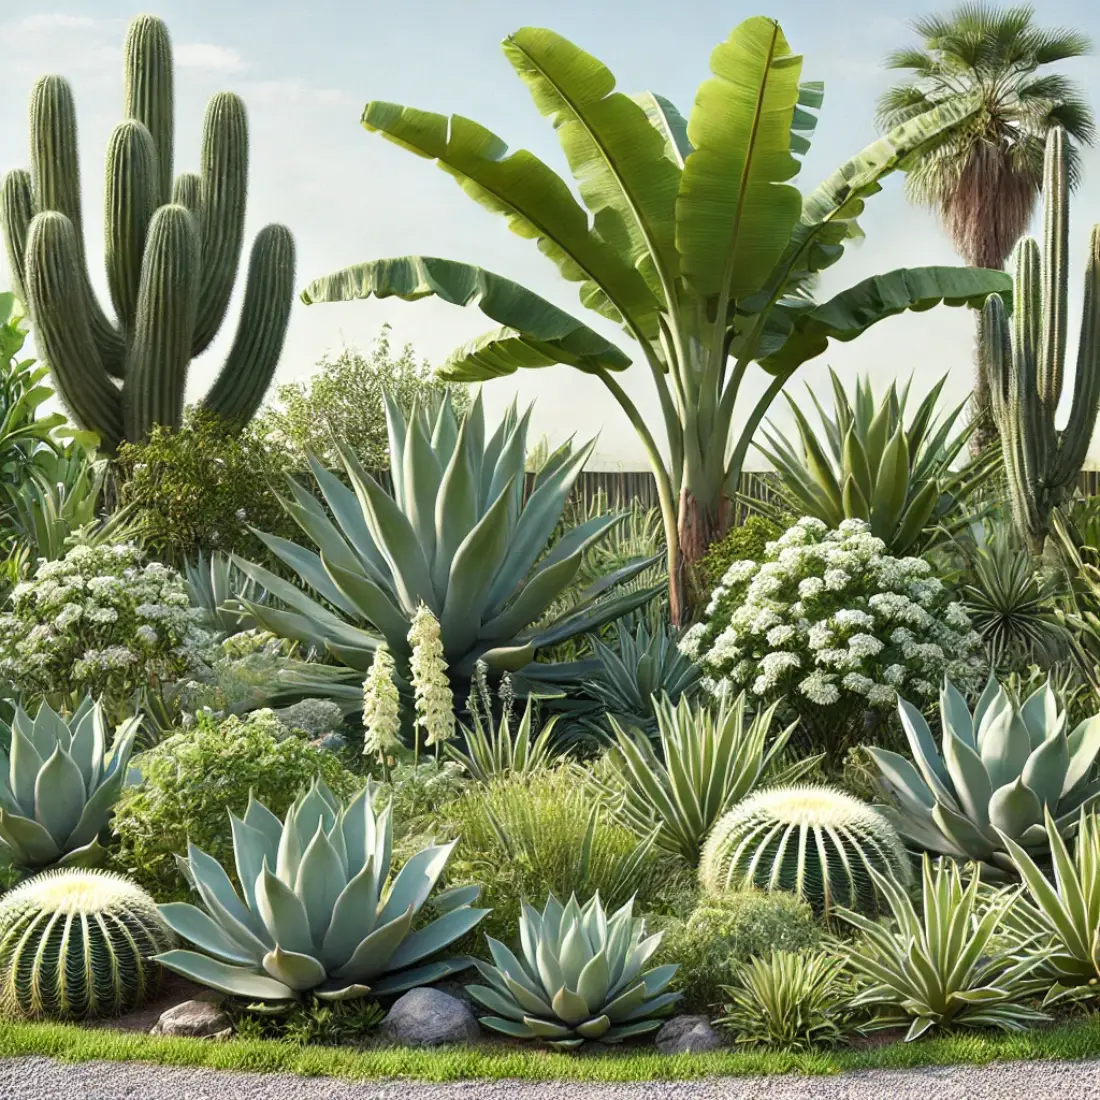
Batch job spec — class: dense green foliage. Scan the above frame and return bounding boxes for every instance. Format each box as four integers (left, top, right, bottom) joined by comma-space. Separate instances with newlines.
116, 412, 298, 568
253, 328, 468, 470
657, 891, 823, 1012
698, 515, 782, 595
112, 710, 361, 903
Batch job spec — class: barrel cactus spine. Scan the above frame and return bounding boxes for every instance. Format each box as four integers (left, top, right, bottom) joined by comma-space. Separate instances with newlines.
0, 870, 175, 1019
0, 13, 295, 453
982, 125, 1100, 555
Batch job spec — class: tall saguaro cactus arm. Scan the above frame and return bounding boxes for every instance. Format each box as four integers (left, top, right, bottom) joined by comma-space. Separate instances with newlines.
984, 126, 1100, 554
0, 14, 294, 452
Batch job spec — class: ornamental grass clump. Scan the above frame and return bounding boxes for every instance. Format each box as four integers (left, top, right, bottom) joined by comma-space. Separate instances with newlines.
681, 517, 985, 766
0, 542, 214, 720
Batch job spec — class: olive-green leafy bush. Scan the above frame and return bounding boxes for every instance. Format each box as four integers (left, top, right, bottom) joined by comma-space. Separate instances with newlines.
111, 709, 361, 903
699, 514, 782, 594
252, 328, 468, 470
444, 765, 687, 943
116, 411, 298, 568
656, 890, 823, 1012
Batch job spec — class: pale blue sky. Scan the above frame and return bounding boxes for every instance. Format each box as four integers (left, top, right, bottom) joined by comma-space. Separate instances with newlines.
2, 1, 1098, 467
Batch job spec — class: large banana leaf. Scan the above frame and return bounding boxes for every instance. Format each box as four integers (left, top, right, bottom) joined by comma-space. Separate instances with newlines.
759, 266, 1015, 374
503, 28, 682, 299
301, 256, 631, 379
676, 16, 805, 302
358, 101, 660, 337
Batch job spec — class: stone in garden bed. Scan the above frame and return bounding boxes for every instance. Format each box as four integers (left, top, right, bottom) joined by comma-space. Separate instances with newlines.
150, 998, 233, 1040
655, 1015, 725, 1054
380, 988, 480, 1047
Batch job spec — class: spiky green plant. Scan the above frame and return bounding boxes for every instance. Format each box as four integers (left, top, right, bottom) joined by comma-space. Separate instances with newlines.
0, 869, 174, 1019
591, 693, 812, 865
154, 777, 487, 1003
233, 392, 657, 701
699, 785, 910, 916
0, 15, 295, 453
717, 949, 850, 1050
468, 892, 679, 1048
839, 857, 1050, 1040
756, 369, 992, 554
982, 126, 1100, 555
998, 808, 1100, 1006
582, 618, 702, 740
0, 698, 140, 874
868, 676, 1100, 879
184, 551, 268, 636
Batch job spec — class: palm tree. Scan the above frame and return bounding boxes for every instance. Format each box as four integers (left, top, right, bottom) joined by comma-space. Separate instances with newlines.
877, 2, 1095, 452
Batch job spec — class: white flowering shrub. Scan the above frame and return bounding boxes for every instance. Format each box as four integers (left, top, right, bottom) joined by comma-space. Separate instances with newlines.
0, 544, 215, 716
681, 518, 984, 762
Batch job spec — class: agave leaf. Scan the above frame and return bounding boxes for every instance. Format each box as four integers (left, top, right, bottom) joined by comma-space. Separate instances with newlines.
262, 946, 329, 992
368, 956, 474, 995
8, 725, 43, 818
988, 778, 1044, 839
468, 983, 529, 1021
980, 705, 1033, 791
1022, 728, 1070, 810
255, 866, 315, 957
295, 824, 348, 946
385, 907, 488, 971
551, 985, 592, 1025
154, 949, 295, 1002
159, 902, 258, 966
377, 841, 456, 926
331, 903, 416, 984
0, 809, 62, 866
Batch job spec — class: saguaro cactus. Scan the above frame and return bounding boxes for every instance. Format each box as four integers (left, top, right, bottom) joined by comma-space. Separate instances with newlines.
982, 126, 1100, 555
0, 14, 295, 452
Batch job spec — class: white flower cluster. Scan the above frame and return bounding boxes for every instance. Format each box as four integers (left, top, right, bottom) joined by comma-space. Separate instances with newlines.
363, 644, 402, 758
681, 518, 984, 712
408, 605, 455, 748
0, 542, 214, 712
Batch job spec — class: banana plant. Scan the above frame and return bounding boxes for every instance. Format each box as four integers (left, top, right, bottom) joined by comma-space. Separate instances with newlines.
755, 369, 995, 554
155, 778, 487, 1002
233, 392, 658, 699
0, 697, 140, 872
302, 18, 1012, 622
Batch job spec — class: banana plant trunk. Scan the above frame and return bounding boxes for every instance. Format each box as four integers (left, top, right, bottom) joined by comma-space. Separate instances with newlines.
676, 488, 731, 623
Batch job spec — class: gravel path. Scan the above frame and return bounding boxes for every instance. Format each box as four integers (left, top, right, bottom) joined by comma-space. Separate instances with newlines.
2, 1055, 1100, 1100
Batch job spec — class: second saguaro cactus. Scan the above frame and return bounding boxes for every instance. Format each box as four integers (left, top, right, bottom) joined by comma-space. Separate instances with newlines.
982, 126, 1100, 555
0, 14, 295, 452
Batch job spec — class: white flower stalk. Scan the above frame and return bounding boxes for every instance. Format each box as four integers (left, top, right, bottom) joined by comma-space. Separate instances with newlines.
362, 645, 401, 760
408, 605, 455, 751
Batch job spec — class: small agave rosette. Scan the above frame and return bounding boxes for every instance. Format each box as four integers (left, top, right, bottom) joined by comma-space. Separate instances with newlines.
155, 778, 487, 1002
468, 892, 680, 1048
869, 676, 1100, 876
0, 698, 139, 872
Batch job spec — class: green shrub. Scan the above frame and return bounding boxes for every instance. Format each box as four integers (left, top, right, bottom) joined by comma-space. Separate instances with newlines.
444, 764, 689, 943
657, 890, 824, 1012
699, 514, 782, 593
252, 328, 468, 470
115, 410, 298, 569
111, 709, 360, 903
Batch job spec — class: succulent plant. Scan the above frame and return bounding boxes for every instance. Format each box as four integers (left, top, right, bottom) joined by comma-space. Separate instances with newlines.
233, 392, 658, 699
868, 676, 1100, 878
154, 777, 487, 1003
0, 15, 295, 452
757, 369, 992, 555
0, 869, 175, 1019
592, 693, 812, 865
0, 698, 140, 873
184, 551, 268, 635
982, 126, 1100, 555
468, 892, 679, 1048
699, 785, 910, 916
839, 857, 1050, 1040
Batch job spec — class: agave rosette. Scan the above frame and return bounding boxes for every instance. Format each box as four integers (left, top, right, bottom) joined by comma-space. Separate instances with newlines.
468, 892, 679, 1048
869, 676, 1100, 877
0, 698, 139, 872
155, 778, 487, 1002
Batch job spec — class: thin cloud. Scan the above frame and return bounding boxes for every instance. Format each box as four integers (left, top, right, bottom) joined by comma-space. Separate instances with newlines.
175, 43, 249, 74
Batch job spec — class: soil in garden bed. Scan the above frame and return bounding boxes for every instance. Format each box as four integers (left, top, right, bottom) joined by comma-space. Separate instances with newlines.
84, 974, 209, 1034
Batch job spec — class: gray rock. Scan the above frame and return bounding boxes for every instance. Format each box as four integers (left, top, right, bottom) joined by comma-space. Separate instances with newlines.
655, 1014, 724, 1054
380, 988, 480, 1047
150, 999, 233, 1040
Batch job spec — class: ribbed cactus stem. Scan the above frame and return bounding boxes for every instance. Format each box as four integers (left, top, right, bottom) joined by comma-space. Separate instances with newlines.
105, 120, 158, 330
124, 204, 200, 442
23, 213, 124, 452
0, 14, 293, 452
123, 14, 174, 206
985, 126, 1100, 555
202, 223, 296, 428
193, 92, 248, 356
0, 871, 174, 1020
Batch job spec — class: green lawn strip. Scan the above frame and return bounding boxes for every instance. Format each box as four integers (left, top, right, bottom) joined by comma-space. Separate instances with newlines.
1, 1017, 1100, 1082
